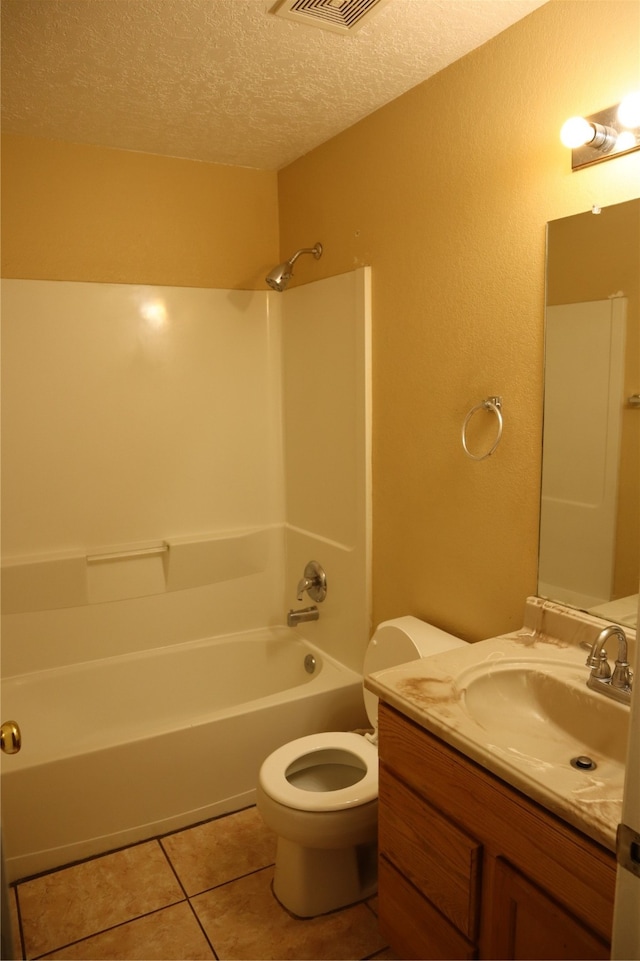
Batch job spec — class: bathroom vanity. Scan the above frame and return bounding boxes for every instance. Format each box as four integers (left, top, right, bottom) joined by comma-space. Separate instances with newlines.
377, 703, 615, 959
366, 599, 631, 960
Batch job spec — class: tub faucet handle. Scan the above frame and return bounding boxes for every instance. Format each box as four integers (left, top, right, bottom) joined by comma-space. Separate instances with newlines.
296, 561, 327, 603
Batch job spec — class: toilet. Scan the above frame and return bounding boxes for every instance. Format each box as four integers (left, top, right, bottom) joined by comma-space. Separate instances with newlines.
257, 616, 466, 917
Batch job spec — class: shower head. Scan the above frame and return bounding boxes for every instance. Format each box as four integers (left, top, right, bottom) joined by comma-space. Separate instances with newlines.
266, 243, 323, 292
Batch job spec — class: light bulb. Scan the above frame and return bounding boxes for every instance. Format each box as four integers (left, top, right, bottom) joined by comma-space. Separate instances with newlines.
618, 91, 640, 128
560, 116, 594, 148
614, 130, 637, 152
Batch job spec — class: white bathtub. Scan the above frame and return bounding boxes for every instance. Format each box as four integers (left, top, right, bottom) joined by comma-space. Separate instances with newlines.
1, 628, 367, 881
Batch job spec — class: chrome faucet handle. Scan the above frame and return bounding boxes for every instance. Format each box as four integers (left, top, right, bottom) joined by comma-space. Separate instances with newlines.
296, 561, 327, 603
611, 659, 633, 691
296, 577, 314, 600
590, 649, 612, 680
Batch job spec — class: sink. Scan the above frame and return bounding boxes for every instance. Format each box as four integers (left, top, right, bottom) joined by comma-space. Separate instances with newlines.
457, 658, 630, 773
365, 612, 634, 849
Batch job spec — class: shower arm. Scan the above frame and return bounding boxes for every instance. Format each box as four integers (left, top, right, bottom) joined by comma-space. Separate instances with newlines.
287, 243, 323, 267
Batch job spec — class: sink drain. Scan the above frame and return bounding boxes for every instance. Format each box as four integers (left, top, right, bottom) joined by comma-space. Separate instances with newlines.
571, 755, 597, 771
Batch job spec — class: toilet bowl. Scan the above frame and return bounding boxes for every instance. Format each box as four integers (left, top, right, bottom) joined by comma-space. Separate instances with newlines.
257, 616, 465, 917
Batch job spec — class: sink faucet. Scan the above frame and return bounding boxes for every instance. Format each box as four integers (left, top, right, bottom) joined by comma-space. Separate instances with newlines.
586, 624, 633, 705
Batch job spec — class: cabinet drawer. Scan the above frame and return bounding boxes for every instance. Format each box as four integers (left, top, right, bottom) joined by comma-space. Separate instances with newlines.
378, 856, 477, 960
379, 767, 481, 938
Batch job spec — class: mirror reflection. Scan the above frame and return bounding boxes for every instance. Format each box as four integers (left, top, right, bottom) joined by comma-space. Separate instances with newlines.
539, 198, 639, 627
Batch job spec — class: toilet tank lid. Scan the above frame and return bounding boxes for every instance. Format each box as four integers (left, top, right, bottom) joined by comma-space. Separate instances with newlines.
362, 616, 466, 729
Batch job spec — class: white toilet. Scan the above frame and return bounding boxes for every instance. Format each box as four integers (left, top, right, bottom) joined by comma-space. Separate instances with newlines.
257, 616, 466, 917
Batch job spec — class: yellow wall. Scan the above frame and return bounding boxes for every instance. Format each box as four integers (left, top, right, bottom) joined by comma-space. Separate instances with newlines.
279, 0, 640, 639
1, 134, 279, 289
2, 0, 639, 642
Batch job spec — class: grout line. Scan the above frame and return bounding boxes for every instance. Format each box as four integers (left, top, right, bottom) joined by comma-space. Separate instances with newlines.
188, 861, 276, 900
156, 838, 221, 959
26, 901, 187, 961
157, 838, 190, 899
185, 899, 220, 961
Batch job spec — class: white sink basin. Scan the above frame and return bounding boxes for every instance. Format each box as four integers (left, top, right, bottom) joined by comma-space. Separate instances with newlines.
457, 658, 629, 774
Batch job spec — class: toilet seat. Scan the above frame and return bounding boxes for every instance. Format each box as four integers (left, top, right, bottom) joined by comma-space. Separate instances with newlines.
259, 731, 378, 812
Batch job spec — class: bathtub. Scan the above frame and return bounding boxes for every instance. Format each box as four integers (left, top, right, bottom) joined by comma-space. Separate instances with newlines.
1, 628, 367, 881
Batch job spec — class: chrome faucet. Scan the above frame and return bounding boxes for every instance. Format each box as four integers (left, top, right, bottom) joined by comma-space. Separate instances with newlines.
287, 606, 319, 627
586, 624, 633, 705
296, 561, 327, 603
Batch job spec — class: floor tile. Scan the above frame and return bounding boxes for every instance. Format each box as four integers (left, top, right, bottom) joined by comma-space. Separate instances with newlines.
161, 806, 277, 896
191, 866, 387, 961
17, 842, 184, 959
39, 903, 215, 961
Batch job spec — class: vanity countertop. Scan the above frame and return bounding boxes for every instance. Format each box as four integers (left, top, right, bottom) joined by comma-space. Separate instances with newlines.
365, 598, 634, 852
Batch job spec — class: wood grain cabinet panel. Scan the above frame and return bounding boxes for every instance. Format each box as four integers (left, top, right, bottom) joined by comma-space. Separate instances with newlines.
379, 773, 481, 937
487, 858, 610, 960
378, 857, 477, 961
377, 703, 616, 960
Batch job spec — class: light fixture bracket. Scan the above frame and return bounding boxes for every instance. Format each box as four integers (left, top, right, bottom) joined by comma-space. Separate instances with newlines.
569, 102, 640, 171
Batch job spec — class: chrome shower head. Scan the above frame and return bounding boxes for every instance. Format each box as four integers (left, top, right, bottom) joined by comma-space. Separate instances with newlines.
266, 243, 322, 292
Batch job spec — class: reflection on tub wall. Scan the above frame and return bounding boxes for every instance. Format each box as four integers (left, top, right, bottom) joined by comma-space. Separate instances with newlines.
1, 270, 371, 675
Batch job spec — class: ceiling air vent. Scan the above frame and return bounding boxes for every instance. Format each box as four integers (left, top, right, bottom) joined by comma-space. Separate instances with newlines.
270, 0, 391, 35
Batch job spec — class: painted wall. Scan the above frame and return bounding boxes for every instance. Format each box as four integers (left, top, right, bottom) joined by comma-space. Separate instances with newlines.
1, 133, 279, 289
2, 1, 639, 647
278, 0, 640, 640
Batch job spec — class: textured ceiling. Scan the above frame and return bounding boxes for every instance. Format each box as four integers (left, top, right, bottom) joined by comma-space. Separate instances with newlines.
1, 0, 547, 170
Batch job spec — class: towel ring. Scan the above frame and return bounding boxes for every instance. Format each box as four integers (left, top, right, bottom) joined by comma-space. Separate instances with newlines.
462, 396, 503, 460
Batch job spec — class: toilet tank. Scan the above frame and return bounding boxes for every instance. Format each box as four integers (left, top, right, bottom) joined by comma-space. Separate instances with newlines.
362, 616, 465, 729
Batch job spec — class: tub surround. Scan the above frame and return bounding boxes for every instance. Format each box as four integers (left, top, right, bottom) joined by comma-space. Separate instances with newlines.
1, 270, 372, 676
365, 597, 635, 852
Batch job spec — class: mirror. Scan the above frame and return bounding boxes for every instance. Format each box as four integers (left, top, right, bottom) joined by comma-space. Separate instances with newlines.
539, 198, 639, 627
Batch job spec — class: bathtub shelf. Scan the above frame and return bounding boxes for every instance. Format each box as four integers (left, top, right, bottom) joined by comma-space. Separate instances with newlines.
1, 528, 273, 614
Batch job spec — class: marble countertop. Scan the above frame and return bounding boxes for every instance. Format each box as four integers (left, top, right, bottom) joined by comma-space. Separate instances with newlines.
365, 600, 634, 852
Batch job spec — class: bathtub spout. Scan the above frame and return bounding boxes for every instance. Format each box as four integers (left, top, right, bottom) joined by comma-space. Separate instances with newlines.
287, 606, 319, 627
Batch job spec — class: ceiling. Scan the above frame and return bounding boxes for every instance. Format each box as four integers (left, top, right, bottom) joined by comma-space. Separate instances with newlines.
1, 0, 547, 171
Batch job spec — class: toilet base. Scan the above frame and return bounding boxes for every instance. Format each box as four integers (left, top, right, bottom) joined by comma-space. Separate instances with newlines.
272, 836, 377, 917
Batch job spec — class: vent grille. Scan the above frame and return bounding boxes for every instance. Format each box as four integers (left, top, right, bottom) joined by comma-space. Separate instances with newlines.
270, 0, 391, 35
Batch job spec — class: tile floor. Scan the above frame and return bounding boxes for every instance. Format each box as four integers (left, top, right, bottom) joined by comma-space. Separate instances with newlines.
8, 806, 396, 961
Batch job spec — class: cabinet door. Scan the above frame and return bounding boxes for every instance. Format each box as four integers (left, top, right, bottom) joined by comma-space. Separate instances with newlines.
485, 858, 609, 960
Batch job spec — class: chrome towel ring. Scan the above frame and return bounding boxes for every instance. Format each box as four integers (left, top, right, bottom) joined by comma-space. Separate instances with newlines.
462, 396, 503, 460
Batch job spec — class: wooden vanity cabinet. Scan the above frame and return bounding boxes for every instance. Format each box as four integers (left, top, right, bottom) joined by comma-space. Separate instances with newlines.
377, 703, 617, 960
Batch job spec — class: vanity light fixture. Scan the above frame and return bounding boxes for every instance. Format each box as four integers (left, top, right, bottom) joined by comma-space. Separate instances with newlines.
560, 90, 640, 170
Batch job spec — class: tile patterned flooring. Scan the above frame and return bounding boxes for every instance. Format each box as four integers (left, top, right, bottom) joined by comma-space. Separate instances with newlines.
8, 807, 395, 961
